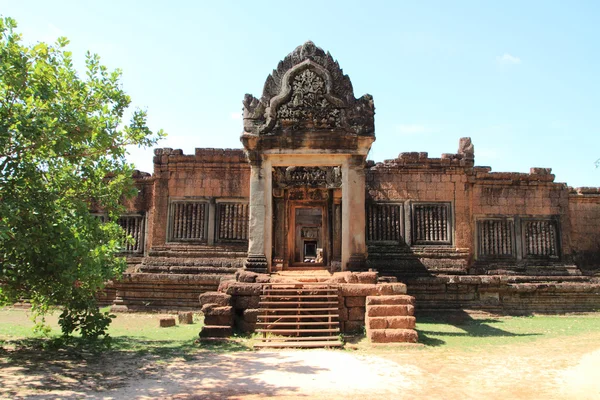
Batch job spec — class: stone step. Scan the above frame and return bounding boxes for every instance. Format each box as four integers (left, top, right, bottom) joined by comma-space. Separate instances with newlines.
142, 256, 245, 267
256, 321, 339, 326
260, 301, 338, 306
260, 294, 338, 299
367, 328, 418, 343
256, 283, 342, 348
366, 304, 415, 317
366, 316, 416, 330
254, 340, 343, 348
258, 314, 339, 319
256, 328, 340, 334
199, 325, 233, 338
256, 335, 340, 342
263, 288, 339, 293
259, 307, 339, 312
138, 265, 238, 274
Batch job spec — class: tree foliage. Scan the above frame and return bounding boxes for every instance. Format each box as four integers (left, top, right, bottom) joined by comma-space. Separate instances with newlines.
0, 17, 164, 338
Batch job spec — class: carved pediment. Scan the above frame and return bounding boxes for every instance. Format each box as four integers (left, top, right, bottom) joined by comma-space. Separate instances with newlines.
243, 41, 374, 137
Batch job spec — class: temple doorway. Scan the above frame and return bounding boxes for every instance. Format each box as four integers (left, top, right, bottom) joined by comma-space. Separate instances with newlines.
291, 205, 325, 266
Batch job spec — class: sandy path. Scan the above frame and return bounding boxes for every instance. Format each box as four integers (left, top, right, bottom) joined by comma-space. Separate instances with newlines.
100, 346, 600, 400
2, 341, 600, 399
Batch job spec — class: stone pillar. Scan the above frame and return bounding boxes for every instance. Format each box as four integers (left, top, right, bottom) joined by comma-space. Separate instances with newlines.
342, 156, 367, 270
244, 159, 268, 273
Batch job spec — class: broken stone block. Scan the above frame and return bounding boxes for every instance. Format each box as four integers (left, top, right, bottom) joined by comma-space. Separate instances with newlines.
178, 312, 194, 324
159, 317, 176, 328
201, 304, 233, 316
199, 292, 231, 307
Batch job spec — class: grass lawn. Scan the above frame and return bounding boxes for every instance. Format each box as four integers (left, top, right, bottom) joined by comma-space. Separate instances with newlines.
1, 307, 599, 355
1, 307, 600, 399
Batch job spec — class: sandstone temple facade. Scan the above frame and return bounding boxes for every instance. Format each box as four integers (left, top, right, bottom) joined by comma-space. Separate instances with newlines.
100, 42, 600, 343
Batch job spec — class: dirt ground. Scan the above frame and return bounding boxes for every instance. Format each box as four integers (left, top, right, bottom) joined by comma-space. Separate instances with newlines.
1, 332, 599, 400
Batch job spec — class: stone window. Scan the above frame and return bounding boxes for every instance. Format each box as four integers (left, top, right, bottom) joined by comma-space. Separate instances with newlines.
477, 218, 515, 259
169, 201, 208, 242
366, 203, 404, 243
523, 219, 560, 259
216, 201, 249, 242
117, 215, 145, 254
411, 202, 452, 245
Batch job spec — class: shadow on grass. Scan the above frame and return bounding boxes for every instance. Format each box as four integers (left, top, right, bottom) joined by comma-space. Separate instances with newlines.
415, 310, 540, 347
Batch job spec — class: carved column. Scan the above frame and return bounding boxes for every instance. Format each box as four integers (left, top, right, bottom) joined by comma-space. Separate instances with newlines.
244, 158, 268, 273
341, 156, 367, 270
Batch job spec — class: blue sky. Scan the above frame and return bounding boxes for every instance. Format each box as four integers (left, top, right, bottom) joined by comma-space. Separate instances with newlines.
4, 1, 600, 187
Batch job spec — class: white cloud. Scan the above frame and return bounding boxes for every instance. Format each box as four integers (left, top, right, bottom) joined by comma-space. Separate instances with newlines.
396, 124, 431, 135
497, 53, 522, 65
230, 111, 242, 120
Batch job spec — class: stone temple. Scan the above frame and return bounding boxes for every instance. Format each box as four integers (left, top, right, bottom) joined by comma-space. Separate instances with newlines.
100, 42, 600, 345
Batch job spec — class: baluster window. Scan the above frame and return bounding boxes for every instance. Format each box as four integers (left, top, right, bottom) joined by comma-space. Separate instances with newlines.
366, 203, 404, 243
169, 201, 208, 242
216, 202, 249, 242
477, 218, 515, 259
411, 202, 452, 245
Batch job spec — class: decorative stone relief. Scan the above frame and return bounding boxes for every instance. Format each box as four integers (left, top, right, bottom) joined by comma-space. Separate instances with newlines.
242, 41, 375, 136
275, 69, 343, 130
273, 166, 342, 189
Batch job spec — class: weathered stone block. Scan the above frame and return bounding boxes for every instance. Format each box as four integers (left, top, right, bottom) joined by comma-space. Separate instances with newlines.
204, 314, 233, 326
201, 305, 233, 316
199, 325, 233, 338
366, 304, 414, 317
343, 320, 364, 333
339, 306, 349, 321
242, 308, 260, 322
225, 283, 262, 296
367, 316, 415, 330
199, 292, 231, 307
178, 312, 194, 324
159, 317, 176, 328
357, 272, 378, 284
340, 284, 378, 297
233, 295, 260, 310
368, 328, 418, 343
376, 283, 407, 295
348, 307, 365, 321
236, 270, 258, 283
345, 296, 366, 307
366, 295, 414, 306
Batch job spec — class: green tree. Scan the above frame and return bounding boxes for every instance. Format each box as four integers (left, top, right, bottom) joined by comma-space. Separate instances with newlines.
0, 17, 164, 338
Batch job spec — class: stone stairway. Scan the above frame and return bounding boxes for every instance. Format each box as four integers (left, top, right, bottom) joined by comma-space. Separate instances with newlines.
254, 283, 343, 348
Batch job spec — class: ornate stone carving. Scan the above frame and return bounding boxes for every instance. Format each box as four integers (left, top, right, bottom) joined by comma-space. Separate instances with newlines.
275, 69, 343, 131
273, 166, 342, 189
242, 41, 374, 136
244, 254, 268, 273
